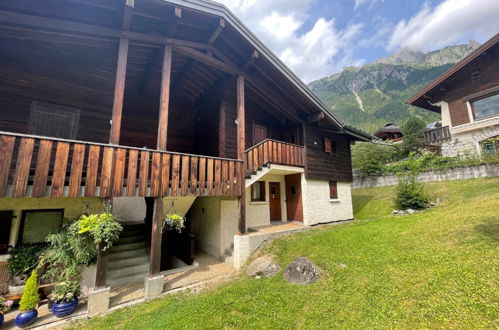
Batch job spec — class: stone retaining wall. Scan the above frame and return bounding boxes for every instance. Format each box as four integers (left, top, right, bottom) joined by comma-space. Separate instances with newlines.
353, 164, 499, 188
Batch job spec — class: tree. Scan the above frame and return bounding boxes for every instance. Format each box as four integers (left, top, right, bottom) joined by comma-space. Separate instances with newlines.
401, 117, 426, 156
352, 142, 398, 178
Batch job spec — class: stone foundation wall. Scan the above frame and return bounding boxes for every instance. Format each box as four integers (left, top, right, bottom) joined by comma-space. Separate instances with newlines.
442, 124, 499, 157
353, 164, 499, 188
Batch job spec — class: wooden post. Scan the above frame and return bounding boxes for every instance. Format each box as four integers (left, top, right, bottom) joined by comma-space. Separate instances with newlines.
109, 38, 129, 145
236, 74, 246, 235
149, 197, 163, 275
149, 45, 172, 276
157, 45, 173, 150
94, 243, 108, 288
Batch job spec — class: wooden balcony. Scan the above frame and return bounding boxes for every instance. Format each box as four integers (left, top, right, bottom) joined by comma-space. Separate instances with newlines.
244, 139, 305, 176
424, 126, 451, 144
0, 132, 243, 199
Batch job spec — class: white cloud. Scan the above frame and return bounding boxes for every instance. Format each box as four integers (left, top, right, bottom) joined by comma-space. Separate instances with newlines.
388, 0, 499, 52
354, 0, 383, 11
216, 0, 364, 82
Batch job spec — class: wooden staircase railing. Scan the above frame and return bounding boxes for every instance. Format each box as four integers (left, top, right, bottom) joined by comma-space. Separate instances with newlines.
244, 139, 305, 177
0, 131, 243, 198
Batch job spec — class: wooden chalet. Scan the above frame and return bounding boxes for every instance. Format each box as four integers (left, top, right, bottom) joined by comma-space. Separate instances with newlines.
0, 0, 371, 295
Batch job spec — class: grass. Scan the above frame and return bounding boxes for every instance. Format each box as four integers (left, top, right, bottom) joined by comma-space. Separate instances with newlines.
75, 177, 499, 329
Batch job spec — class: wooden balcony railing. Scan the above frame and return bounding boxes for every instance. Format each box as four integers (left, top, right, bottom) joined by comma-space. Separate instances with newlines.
244, 139, 305, 176
0, 132, 242, 198
424, 126, 451, 144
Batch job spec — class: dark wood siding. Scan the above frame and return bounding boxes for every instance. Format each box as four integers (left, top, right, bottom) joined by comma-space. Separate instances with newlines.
305, 124, 353, 182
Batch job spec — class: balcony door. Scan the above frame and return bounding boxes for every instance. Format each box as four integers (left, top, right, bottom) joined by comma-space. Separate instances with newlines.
253, 123, 268, 145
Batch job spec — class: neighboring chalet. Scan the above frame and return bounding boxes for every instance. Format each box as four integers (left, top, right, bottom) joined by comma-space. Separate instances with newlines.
373, 123, 403, 143
0, 0, 371, 305
408, 33, 499, 156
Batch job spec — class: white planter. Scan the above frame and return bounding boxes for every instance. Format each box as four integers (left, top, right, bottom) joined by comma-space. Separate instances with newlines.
8, 284, 24, 295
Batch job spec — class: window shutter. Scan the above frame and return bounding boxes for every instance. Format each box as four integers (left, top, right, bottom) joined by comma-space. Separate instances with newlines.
324, 137, 332, 154
329, 181, 338, 199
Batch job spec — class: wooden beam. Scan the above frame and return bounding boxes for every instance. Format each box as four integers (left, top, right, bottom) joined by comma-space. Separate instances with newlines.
109, 38, 129, 145
122, 0, 135, 30
157, 46, 173, 150
0, 10, 210, 50
149, 197, 163, 275
174, 46, 237, 75
237, 74, 246, 235
306, 112, 324, 123
208, 18, 225, 44
140, 7, 181, 94
243, 49, 259, 69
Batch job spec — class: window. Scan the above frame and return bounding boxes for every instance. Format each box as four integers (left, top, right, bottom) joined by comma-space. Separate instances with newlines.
0, 211, 13, 254
28, 101, 80, 139
20, 210, 63, 244
329, 181, 338, 200
251, 181, 266, 202
324, 137, 336, 155
471, 93, 499, 120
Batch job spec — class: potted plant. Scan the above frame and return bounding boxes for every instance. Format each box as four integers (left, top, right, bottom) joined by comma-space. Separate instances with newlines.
7, 244, 45, 295
163, 213, 186, 233
0, 296, 14, 327
15, 270, 40, 328
49, 281, 80, 318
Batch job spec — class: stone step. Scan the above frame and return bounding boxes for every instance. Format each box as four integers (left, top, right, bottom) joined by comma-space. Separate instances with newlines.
109, 241, 147, 253
108, 255, 149, 270
115, 235, 145, 245
119, 228, 146, 238
107, 271, 149, 288
107, 263, 149, 280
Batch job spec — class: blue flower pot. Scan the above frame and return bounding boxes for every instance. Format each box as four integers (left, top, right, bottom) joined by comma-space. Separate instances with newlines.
15, 309, 38, 328
0, 313, 4, 327
52, 298, 78, 318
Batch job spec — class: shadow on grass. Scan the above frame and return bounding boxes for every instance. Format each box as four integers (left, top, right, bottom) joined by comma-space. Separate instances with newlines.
352, 194, 374, 214
474, 218, 499, 241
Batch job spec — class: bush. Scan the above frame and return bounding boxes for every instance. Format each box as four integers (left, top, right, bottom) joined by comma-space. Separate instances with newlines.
352, 142, 399, 178
7, 244, 46, 277
395, 174, 430, 210
19, 270, 40, 311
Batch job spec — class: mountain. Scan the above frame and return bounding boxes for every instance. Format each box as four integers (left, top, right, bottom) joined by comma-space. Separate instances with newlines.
308, 41, 480, 133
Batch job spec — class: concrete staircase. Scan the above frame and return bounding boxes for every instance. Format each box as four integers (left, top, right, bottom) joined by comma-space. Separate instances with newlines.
245, 164, 271, 188
107, 222, 150, 287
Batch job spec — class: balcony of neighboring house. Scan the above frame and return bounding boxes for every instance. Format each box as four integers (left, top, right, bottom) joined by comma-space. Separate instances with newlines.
424, 126, 451, 145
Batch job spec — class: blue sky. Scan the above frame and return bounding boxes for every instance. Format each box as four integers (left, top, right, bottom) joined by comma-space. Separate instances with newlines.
217, 0, 499, 82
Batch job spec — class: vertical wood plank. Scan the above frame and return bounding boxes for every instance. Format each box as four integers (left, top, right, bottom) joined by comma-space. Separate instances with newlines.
161, 153, 171, 196
214, 159, 222, 196
198, 157, 206, 196
181, 155, 190, 196
126, 149, 138, 196
171, 155, 181, 196
206, 158, 214, 196
51, 142, 70, 198
252, 148, 258, 171
263, 141, 269, 165
222, 160, 228, 195
13, 138, 34, 198
272, 141, 277, 163
99, 147, 114, 197
277, 143, 282, 164
112, 148, 126, 196
139, 150, 150, 196
235, 161, 242, 196
228, 160, 235, 195
190, 156, 198, 196
0, 136, 15, 197
85, 145, 100, 197
150, 152, 161, 197
157, 45, 173, 150
32, 140, 53, 197
109, 38, 129, 145
68, 143, 85, 197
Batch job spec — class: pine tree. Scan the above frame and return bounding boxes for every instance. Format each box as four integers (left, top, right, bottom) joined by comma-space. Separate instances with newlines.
19, 270, 40, 311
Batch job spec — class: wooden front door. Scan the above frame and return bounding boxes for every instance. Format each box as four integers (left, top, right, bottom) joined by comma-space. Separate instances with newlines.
285, 174, 303, 221
253, 123, 268, 145
269, 182, 282, 221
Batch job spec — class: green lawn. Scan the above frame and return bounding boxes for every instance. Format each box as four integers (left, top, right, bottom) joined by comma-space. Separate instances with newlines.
76, 177, 499, 329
